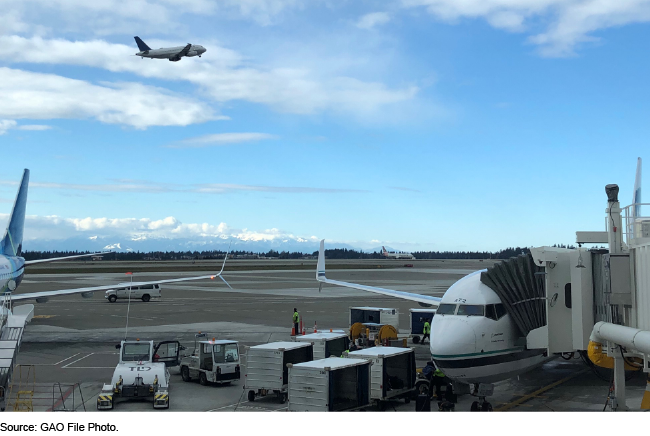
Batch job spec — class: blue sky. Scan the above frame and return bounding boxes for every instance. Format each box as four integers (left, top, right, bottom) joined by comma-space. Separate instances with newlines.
0, 0, 648, 252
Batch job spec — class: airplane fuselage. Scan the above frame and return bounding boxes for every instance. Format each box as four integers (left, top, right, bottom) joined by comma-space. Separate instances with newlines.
0, 255, 25, 294
430, 271, 552, 384
136, 45, 206, 61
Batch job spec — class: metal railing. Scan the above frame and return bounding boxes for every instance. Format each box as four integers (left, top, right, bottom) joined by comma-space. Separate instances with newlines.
51, 383, 86, 412
621, 203, 650, 245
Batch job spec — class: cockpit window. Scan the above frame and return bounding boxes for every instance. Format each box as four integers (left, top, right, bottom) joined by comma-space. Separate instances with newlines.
495, 303, 507, 319
122, 343, 151, 362
436, 304, 457, 315
485, 304, 497, 321
457, 305, 485, 316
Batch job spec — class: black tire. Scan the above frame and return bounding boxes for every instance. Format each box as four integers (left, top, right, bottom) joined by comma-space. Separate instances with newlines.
108, 295, 117, 303
199, 372, 208, 386
142, 294, 150, 302
481, 402, 493, 412
470, 401, 480, 412
248, 390, 255, 402
412, 336, 420, 344
181, 366, 191, 382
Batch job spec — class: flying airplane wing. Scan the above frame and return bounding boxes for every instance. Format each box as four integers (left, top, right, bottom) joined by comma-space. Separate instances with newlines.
11, 255, 232, 302
25, 252, 111, 265
178, 43, 192, 57
316, 240, 441, 306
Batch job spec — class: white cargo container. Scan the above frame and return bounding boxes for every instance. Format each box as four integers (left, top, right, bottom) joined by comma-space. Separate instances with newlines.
245, 341, 313, 403
349, 306, 399, 329
296, 332, 349, 360
288, 357, 371, 412
346, 346, 416, 407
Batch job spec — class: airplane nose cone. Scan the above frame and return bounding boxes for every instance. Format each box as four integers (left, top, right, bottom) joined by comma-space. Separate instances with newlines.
430, 317, 477, 357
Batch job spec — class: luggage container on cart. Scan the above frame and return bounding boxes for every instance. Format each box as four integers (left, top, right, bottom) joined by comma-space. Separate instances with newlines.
287, 357, 371, 411
179, 336, 240, 386
296, 332, 349, 359
346, 346, 416, 409
409, 308, 436, 344
245, 341, 313, 403
349, 307, 399, 328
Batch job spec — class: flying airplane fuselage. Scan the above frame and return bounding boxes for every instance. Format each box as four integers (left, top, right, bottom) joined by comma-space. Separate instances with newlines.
136, 45, 206, 61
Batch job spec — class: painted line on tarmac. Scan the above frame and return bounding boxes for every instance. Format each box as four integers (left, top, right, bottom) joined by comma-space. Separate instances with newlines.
495, 368, 589, 411
207, 402, 241, 411
62, 353, 94, 368
32, 353, 82, 366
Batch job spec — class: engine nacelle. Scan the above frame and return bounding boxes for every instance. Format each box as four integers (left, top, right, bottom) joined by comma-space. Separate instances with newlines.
81, 291, 94, 299
35, 297, 49, 303
168, 57, 181, 62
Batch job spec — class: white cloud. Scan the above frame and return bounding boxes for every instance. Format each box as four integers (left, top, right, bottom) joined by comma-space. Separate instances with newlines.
0, 36, 418, 118
357, 12, 391, 29
401, 0, 650, 56
0, 120, 17, 135
0, 67, 216, 128
17, 124, 52, 131
0, 178, 367, 195
9, 213, 314, 244
169, 132, 279, 148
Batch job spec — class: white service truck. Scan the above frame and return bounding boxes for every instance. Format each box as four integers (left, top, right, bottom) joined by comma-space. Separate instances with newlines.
180, 338, 241, 386
105, 284, 162, 303
96, 340, 182, 410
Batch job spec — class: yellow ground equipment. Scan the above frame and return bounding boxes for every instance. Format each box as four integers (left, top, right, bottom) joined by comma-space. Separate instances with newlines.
8, 365, 35, 412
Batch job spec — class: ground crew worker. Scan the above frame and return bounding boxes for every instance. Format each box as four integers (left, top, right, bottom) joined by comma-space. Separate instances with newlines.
433, 367, 446, 399
422, 318, 431, 345
292, 308, 299, 336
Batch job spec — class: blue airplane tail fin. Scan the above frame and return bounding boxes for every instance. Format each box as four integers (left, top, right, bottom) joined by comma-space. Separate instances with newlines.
134, 36, 151, 52
0, 169, 29, 257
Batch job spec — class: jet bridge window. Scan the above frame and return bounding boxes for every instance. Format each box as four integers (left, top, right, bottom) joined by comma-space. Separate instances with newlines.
436, 304, 457, 315
457, 305, 485, 316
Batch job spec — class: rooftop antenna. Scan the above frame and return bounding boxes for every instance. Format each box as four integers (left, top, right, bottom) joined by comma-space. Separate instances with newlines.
633, 157, 642, 218
576, 244, 586, 268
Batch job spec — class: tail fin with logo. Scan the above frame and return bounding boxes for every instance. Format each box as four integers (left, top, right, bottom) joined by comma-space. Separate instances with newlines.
0, 169, 29, 256
134, 36, 152, 52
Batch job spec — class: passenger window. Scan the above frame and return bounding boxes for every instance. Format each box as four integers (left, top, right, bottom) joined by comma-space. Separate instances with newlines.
495, 304, 507, 319
485, 305, 497, 321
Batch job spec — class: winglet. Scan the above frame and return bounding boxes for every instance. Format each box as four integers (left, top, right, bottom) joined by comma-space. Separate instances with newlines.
134, 36, 151, 52
317, 239, 326, 281
0, 169, 29, 256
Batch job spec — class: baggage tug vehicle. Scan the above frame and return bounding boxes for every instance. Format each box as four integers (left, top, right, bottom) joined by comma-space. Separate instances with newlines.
97, 340, 182, 410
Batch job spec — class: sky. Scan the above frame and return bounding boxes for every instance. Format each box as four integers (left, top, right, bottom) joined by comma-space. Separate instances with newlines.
0, 0, 649, 253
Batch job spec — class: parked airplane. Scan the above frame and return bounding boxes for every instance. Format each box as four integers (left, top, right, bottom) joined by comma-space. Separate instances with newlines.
2, 169, 230, 304
318, 240, 548, 410
134, 36, 206, 62
381, 246, 415, 260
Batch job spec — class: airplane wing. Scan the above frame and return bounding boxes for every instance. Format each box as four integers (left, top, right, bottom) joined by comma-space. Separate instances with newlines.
316, 240, 441, 306
11, 255, 232, 302
25, 252, 111, 265
178, 43, 192, 57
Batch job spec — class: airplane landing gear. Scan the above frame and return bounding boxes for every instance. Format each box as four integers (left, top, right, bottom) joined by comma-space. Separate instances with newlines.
470, 384, 494, 412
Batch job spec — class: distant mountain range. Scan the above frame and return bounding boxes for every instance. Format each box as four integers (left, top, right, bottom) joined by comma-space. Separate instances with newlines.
23, 235, 370, 254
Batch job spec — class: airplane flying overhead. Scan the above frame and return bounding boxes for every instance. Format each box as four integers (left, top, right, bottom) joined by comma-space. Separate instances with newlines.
134, 36, 206, 62
2, 169, 231, 303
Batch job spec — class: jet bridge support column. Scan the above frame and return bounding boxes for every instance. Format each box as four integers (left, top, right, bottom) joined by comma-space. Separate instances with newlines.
613, 354, 627, 411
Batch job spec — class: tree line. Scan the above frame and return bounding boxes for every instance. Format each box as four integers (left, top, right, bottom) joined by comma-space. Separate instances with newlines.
21, 244, 577, 261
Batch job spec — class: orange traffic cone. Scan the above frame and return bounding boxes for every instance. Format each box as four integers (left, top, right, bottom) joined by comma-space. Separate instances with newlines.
291, 323, 295, 336
642, 374, 650, 410
299, 317, 303, 335
313, 321, 318, 333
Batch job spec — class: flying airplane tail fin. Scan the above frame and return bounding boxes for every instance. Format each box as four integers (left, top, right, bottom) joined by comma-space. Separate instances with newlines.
134, 36, 151, 52
633, 157, 642, 217
1, 169, 29, 257
382, 246, 387, 254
